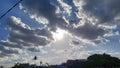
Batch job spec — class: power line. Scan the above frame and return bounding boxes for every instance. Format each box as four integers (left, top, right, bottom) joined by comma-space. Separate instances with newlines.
0, 0, 23, 20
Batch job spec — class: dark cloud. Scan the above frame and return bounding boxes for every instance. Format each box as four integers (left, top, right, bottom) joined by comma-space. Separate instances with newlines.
69, 23, 107, 40
51, 0, 80, 25
7, 16, 52, 46
0, 0, 119, 61
0, 41, 23, 49
62, 0, 80, 24
21, 0, 68, 31
20, 0, 111, 44
82, 0, 120, 25
0, 44, 19, 57
27, 47, 40, 52
22, 0, 56, 20
0, 16, 53, 56
0, 0, 119, 58
72, 40, 80, 45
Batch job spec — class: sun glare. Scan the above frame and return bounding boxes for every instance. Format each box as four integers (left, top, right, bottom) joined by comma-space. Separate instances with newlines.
53, 28, 65, 40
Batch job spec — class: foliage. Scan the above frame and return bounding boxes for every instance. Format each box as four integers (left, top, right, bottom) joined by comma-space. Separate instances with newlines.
11, 53, 120, 68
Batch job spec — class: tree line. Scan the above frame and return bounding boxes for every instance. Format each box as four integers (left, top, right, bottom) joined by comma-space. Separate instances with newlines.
10, 53, 120, 68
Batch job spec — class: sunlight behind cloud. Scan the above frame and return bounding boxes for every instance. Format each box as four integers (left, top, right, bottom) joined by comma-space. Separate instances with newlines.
52, 28, 66, 41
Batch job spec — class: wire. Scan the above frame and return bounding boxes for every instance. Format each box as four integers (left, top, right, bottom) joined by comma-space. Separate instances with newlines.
0, 0, 23, 20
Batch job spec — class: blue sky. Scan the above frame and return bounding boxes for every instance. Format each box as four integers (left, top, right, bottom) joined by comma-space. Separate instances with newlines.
0, 0, 120, 67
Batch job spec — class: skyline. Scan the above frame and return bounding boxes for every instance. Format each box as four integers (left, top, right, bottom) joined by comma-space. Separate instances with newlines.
0, 0, 120, 67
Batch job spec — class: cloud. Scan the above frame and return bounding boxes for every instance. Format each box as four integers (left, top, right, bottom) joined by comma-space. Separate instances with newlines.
71, 23, 106, 40
72, 40, 81, 45
1, 0, 120, 58
27, 47, 40, 52
0, 44, 19, 57
82, 0, 120, 25
21, 0, 68, 31
7, 16, 52, 46
20, 0, 109, 45
57, 0, 80, 25
0, 0, 120, 66
21, 0, 56, 25
68, 0, 120, 44
0, 16, 54, 56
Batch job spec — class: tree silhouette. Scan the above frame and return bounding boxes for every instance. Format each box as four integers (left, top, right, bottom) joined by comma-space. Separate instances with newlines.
0, 66, 3, 68
11, 53, 120, 68
33, 56, 37, 60
40, 61, 42, 66
33, 56, 37, 65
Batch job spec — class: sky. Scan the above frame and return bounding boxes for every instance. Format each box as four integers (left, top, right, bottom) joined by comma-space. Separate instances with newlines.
0, 0, 120, 67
